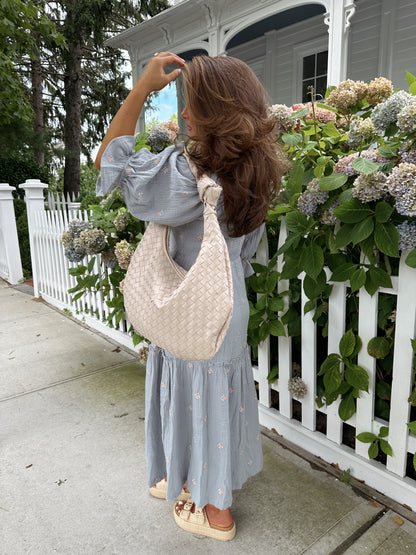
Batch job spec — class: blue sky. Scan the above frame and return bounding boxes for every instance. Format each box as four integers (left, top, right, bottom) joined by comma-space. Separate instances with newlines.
147, 82, 178, 122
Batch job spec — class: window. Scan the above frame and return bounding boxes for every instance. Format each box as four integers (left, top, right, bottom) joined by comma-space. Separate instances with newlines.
302, 50, 328, 102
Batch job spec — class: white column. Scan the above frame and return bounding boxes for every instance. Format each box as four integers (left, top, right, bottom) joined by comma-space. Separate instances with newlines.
0, 184, 24, 284
325, 0, 356, 86
208, 26, 221, 56
20, 179, 48, 297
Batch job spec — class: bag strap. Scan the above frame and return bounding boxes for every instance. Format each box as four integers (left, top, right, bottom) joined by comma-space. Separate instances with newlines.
183, 151, 222, 208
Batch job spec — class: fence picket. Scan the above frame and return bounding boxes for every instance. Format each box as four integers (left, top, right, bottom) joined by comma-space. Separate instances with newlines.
301, 285, 317, 431
355, 286, 379, 458
387, 254, 416, 476
256, 232, 271, 408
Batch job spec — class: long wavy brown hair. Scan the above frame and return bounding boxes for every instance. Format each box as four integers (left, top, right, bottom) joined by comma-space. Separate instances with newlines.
181, 55, 289, 237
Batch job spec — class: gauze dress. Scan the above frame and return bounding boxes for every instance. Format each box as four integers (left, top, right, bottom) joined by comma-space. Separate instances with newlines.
97, 136, 263, 510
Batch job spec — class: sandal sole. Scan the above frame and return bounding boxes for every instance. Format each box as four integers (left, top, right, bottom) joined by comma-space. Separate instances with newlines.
173, 503, 236, 541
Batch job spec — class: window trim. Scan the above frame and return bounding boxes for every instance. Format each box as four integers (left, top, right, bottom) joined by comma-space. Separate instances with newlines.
292, 36, 328, 104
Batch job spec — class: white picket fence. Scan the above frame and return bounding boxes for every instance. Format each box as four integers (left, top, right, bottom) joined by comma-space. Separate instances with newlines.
18, 180, 416, 511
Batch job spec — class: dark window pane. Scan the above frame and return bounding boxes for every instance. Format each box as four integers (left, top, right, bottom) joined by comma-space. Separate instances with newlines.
302, 79, 315, 102
317, 50, 328, 76
315, 76, 328, 101
303, 54, 316, 79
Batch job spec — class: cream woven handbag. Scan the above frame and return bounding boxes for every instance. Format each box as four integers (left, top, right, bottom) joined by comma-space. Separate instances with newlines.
123, 153, 233, 361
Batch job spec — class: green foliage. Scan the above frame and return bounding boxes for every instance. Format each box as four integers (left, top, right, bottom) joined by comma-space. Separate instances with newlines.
356, 426, 393, 459
316, 329, 368, 420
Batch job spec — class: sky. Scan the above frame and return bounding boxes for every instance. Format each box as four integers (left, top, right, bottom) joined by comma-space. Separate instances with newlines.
147, 82, 178, 123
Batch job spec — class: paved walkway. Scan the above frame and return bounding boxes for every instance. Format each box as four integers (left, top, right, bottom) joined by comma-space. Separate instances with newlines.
2, 278, 416, 554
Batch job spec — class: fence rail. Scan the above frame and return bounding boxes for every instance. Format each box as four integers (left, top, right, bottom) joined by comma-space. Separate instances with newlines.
19, 180, 416, 511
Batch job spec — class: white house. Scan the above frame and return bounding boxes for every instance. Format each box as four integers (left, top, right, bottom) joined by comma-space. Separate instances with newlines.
106, 0, 416, 130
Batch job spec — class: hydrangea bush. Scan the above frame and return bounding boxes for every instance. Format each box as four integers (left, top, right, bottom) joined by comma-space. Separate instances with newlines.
248, 72, 416, 431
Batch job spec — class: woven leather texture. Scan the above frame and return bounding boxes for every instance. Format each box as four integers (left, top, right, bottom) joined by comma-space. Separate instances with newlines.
123, 155, 233, 361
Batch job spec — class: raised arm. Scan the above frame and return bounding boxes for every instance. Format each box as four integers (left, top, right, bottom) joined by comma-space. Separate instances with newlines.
95, 52, 185, 170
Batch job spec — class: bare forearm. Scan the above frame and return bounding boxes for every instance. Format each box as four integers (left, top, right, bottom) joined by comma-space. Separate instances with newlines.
95, 80, 149, 169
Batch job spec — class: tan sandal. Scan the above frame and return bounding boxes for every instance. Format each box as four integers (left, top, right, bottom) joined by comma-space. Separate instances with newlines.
149, 478, 191, 502
174, 498, 236, 541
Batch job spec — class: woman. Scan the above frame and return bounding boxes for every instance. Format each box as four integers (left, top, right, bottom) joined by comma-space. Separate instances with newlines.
95, 52, 288, 541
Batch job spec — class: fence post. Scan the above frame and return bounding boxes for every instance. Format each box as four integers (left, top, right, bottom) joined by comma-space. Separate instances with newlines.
0, 183, 24, 284
20, 179, 48, 297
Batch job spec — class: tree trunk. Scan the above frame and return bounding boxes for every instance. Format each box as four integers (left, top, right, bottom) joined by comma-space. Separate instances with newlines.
31, 56, 44, 166
63, 41, 82, 196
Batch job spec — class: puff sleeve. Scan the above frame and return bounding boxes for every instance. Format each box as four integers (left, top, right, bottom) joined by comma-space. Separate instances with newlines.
96, 136, 202, 226
241, 224, 265, 278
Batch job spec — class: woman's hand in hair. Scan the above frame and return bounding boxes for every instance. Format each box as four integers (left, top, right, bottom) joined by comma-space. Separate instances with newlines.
138, 52, 185, 95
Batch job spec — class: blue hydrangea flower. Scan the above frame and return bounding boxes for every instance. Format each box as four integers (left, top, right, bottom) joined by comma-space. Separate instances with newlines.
396, 220, 416, 251
371, 90, 413, 132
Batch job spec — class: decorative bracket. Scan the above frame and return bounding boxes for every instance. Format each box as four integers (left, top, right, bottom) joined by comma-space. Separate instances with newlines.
345, 3, 356, 31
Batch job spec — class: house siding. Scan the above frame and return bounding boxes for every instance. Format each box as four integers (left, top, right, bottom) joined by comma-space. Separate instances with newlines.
392, 0, 416, 88
228, 14, 328, 105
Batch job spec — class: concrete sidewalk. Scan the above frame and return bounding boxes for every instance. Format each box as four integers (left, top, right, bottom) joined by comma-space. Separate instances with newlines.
2, 278, 416, 554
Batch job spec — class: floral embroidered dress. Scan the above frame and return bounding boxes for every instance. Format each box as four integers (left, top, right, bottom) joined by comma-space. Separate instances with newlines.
97, 136, 263, 510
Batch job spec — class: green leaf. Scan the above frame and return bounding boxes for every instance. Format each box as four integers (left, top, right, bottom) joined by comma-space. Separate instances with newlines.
339, 329, 356, 358
255, 295, 267, 311
334, 199, 373, 223
410, 82, 416, 96
351, 217, 374, 245
376, 381, 391, 400
68, 265, 87, 276
379, 426, 389, 438
330, 263, 358, 282
413, 453, 416, 472
350, 268, 367, 292
132, 332, 145, 347
339, 393, 356, 421
259, 321, 270, 342
265, 271, 279, 293
301, 242, 324, 280
71, 291, 85, 302
270, 204, 293, 215
367, 337, 390, 359
356, 432, 377, 443
269, 319, 286, 337
378, 146, 397, 159
406, 70, 416, 87
324, 367, 343, 394
368, 441, 379, 459
267, 365, 279, 383
87, 257, 96, 273
405, 248, 416, 268
304, 299, 316, 314
318, 353, 341, 376
344, 364, 369, 392
352, 157, 379, 175
374, 222, 400, 257
268, 296, 285, 312
407, 421, 416, 435
367, 267, 393, 290
338, 189, 354, 204
375, 202, 394, 223
319, 173, 348, 191
290, 106, 310, 119
411, 338, 416, 353
281, 257, 302, 279
281, 132, 302, 146
322, 121, 341, 137
379, 439, 393, 456
335, 224, 354, 249
285, 211, 309, 234
303, 269, 326, 300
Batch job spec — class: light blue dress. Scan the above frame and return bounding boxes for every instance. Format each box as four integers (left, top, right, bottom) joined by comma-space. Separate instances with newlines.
97, 136, 263, 509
